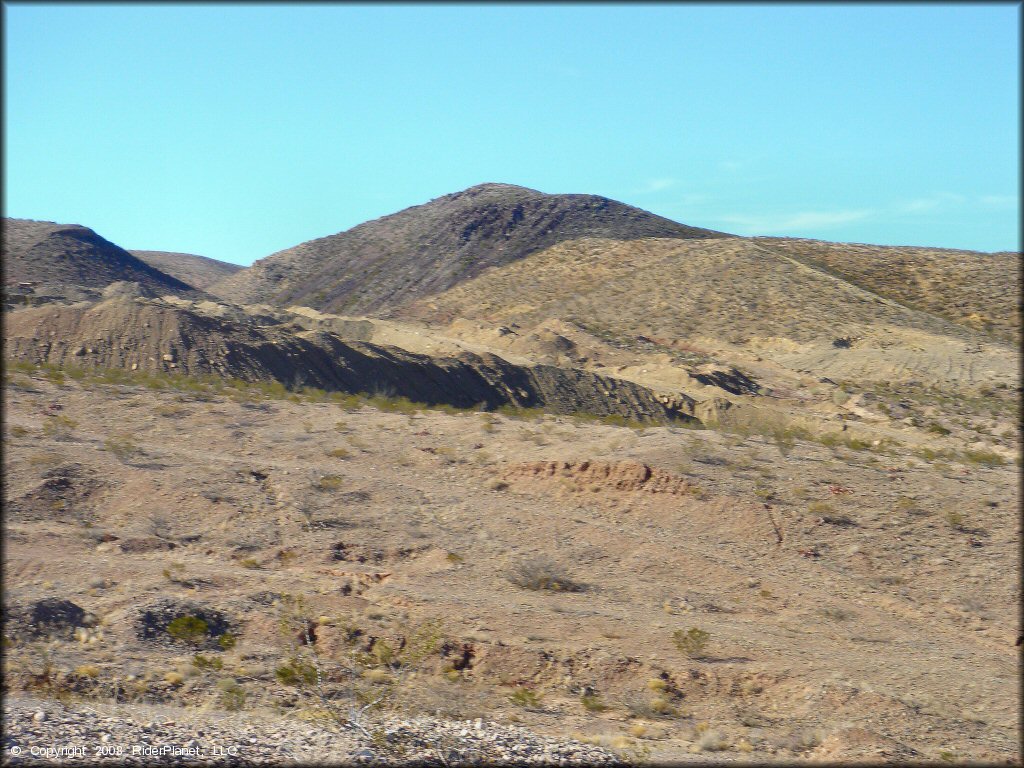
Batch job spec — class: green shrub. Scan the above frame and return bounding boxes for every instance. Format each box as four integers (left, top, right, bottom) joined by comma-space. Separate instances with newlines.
166, 616, 209, 645
103, 434, 141, 460
218, 679, 247, 711
275, 658, 318, 687
508, 686, 542, 708
41, 415, 77, 440
962, 449, 1005, 467
314, 474, 344, 491
192, 654, 223, 671
672, 627, 710, 658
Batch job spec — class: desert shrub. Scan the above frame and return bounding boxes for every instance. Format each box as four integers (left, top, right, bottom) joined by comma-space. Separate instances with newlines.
790, 728, 824, 751
9, 425, 29, 438
103, 434, 141, 461
41, 415, 77, 441
581, 693, 608, 712
192, 654, 223, 671
508, 686, 543, 708
506, 557, 583, 592
625, 692, 677, 719
962, 449, 1005, 466
167, 615, 209, 645
218, 679, 247, 711
327, 447, 351, 459
275, 657, 318, 687
696, 728, 729, 752
672, 627, 710, 658
943, 509, 967, 531
927, 422, 951, 435
314, 474, 344, 491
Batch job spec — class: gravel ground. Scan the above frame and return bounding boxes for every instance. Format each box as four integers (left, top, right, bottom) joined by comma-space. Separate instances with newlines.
3, 695, 622, 765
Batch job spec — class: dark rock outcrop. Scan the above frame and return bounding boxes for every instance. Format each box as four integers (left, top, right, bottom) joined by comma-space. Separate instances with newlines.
3, 297, 701, 425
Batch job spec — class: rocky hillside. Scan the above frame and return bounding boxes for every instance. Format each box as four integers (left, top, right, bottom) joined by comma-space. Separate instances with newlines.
755, 237, 1022, 343
399, 236, 983, 346
2, 219, 198, 302
130, 250, 243, 291
2, 297, 699, 424
209, 183, 731, 314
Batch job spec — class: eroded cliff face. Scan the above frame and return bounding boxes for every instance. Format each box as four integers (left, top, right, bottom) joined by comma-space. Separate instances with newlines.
3, 297, 700, 425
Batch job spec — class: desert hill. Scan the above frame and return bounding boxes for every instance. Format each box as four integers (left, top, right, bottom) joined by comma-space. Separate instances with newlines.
2, 219, 198, 302
2, 190, 1021, 764
130, 250, 243, 291
208, 183, 731, 314
755, 236, 1021, 344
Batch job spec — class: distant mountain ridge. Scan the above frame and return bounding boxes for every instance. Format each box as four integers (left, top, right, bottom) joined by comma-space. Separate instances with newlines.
3, 218, 198, 298
208, 183, 732, 315
130, 250, 243, 291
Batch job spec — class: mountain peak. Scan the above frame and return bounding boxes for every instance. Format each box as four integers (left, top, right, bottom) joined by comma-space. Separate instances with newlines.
210, 185, 731, 314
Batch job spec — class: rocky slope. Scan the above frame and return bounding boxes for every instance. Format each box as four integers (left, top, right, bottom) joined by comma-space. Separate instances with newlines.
130, 250, 243, 291
754, 236, 1022, 344
2, 219, 198, 303
208, 183, 731, 314
2, 297, 699, 424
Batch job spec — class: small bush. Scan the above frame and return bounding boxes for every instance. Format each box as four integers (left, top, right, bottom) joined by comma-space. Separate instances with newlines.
326, 448, 351, 459
192, 654, 223, 671
166, 615, 209, 645
103, 434, 141, 461
672, 627, 710, 658
962, 449, 1005, 467
696, 728, 728, 752
41, 415, 77, 441
943, 509, 967, 531
314, 474, 344, 491
927, 422, 951, 436
626, 693, 677, 719
218, 679, 247, 711
275, 658, 318, 687
581, 693, 608, 712
507, 557, 583, 592
508, 686, 542, 708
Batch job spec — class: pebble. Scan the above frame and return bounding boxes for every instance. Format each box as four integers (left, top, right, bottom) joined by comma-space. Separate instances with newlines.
4, 695, 621, 765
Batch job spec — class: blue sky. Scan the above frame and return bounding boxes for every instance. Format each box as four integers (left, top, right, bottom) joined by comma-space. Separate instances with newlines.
4, 3, 1019, 265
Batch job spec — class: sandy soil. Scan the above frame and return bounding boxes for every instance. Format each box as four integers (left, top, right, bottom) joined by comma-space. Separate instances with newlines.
3, 370, 1020, 763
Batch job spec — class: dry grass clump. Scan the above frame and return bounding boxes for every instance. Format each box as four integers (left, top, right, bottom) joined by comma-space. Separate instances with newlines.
506, 557, 584, 592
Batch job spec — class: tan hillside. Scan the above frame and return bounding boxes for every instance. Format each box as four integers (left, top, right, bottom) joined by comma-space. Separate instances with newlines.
397, 236, 988, 344
755, 237, 1021, 343
130, 250, 243, 291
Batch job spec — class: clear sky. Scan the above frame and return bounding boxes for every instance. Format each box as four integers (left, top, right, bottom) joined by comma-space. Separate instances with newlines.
4, 3, 1019, 265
